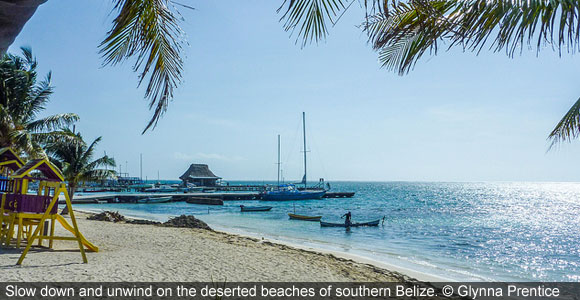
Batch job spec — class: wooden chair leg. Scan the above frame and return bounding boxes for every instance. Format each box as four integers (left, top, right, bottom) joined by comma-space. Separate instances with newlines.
7, 215, 16, 246
0, 212, 4, 243
49, 217, 55, 248
4, 214, 14, 246
16, 217, 22, 248
37, 221, 44, 247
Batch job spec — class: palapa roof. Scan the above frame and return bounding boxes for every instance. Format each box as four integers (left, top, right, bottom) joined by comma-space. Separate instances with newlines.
0, 147, 24, 170
0, 0, 47, 54
11, 158, 64, 181
179, 164, 221, 180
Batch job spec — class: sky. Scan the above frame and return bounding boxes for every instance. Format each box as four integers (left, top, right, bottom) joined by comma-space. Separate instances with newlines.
8, 0, 580, 182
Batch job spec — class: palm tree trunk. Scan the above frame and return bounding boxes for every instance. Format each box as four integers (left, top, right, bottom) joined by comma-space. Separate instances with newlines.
62, 182, 76, 215
67, 182, 76, 202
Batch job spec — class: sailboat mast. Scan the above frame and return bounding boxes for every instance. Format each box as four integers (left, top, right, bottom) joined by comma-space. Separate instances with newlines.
302, 112, 307, 188
140, 153, 143, 182
277, 134, 281, 186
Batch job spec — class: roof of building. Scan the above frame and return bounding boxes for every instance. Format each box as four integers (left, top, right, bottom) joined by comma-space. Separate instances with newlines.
0, 147, 24, 170
179, 164, 221, 180
11, 158, 64, 181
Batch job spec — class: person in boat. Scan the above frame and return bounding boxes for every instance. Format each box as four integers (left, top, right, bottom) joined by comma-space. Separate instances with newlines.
342, 211, 352, 227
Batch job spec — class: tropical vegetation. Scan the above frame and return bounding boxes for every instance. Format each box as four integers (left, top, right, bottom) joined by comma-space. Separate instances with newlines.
0, 47, 79, 157
277, 0, 580, 147
6, 1, 580, 146
99, 0, 188, 133
46, 128, 116, 199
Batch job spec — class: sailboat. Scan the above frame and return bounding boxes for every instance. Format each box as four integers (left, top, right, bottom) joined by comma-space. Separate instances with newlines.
262, 113, 326, 203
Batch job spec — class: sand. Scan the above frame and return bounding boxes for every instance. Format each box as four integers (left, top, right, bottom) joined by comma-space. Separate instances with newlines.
0, 212, 417, 282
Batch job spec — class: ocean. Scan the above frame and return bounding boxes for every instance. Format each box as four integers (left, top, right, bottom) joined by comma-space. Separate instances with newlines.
77, 181, 580, 282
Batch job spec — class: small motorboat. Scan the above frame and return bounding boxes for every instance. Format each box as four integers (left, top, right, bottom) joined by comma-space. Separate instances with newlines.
240, 205, 272, 212
137, 196, 172, 204
320, 219, 381, 227
288, 213, 322, 221
144, 185, 178, 193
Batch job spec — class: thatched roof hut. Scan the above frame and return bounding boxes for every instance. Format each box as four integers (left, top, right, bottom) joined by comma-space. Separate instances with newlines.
0, 0, 47, 54
179, 164, 221, 187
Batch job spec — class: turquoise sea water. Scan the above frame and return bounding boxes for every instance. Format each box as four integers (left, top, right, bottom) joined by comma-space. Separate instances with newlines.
78, 181, 580, 282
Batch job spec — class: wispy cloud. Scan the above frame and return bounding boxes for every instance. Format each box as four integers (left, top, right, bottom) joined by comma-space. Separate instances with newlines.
173, 152, 246, 162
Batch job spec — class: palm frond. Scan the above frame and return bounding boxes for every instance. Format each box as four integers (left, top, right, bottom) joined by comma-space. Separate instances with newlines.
25, 72, 53, 120
278, 0, 350, 47
26, 113, 79, 132
100, 0, 184, 133
363, 0, 456, 74
445, 0, 580, 56
20, 46, 37, 71
548, 98, 580, 148
80, 136, 102, 166
363, 0, 580, 74
85, 155, 116, 171
80, 169, 117, 181
31, 129, 82, 146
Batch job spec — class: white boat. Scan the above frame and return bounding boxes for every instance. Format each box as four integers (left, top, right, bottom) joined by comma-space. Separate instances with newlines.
137, 196, 172, 204
144, 185, 178, 193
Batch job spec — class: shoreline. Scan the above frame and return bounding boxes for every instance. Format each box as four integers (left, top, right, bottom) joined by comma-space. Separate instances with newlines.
1, 211, 415, 282
75, 208, 450, 282
208, 224, 451, 282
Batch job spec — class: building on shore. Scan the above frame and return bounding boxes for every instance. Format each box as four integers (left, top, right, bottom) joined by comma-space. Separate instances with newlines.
179, 164, 221, 187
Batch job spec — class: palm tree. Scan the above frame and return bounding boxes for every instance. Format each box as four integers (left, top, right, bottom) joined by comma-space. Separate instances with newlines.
277, 0, 580, 147
0, 0, 187, 133
46, 128, 116, 200
0, 46, 79, 157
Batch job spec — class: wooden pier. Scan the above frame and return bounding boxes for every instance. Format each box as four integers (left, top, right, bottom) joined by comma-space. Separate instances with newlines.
63, 190, 355, 205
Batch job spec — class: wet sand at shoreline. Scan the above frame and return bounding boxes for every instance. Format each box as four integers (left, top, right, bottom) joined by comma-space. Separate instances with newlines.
0, 212, 417, 282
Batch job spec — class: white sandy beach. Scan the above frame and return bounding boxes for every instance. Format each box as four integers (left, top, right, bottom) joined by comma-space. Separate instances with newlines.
0, 212, 418, 282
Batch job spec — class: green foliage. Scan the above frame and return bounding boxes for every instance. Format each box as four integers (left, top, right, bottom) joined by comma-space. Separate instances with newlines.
0, 47, 79, 157
278, 0, 580, 146
278, 0, 349, 47
46, 128, 116, 198
100, 0, 185, 133
548, 98, 580, 149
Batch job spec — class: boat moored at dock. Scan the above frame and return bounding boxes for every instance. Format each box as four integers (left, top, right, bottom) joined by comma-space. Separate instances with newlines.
137, 196, 172, 204
262, 184, 326, 201
144, 185, 178, 193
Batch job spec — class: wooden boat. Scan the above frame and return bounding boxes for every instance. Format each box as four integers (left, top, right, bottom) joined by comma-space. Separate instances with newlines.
320, 219, 381, 227
186, 197, 224, 205
288, 213, 322, 221
137, 196, 172, 204
240, 205, 272, 212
